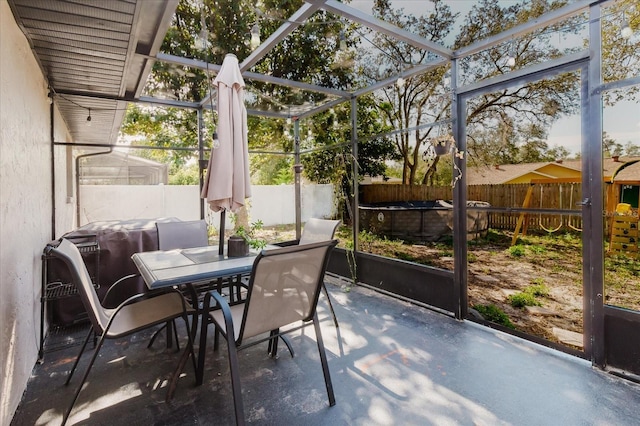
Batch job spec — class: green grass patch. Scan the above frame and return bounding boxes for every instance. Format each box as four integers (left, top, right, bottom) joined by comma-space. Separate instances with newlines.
509, 292, 541, 308
508, 245, 526, 257
472, 304, 515, 329
508, 282, 549, 308
528, 245, 547, 254
439, 249, 454, 257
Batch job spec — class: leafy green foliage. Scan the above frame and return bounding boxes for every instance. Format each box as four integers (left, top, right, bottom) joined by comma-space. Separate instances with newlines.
456, 0, 586, 169
233, 220, 267, 250
601, 0, 640, 90
364, 0, 457, 185
508, 245, 526, 257
604, 253, 640, 303
528, 282, 549, 296
473, 304, 515, 329
168, 162, 200, 185
123, 0, 363, 185
302, 96, 399, 219
509, 292, 541, 308
528, 245, 547, 255
509, 282, 549, 308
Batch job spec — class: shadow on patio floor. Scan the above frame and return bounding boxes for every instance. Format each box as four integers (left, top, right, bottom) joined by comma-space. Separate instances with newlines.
12, 282, 640, 425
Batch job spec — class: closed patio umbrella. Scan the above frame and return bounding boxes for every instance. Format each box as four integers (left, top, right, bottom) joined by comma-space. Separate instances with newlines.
201, 53, 251, 253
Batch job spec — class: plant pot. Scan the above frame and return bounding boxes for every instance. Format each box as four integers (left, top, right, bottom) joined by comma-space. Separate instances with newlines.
227, 235, 249, 257
433, 141, 451, 156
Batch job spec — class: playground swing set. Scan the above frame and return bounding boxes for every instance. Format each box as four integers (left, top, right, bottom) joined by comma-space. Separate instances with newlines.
511, 175, 639, 257
511, 177, 584, 245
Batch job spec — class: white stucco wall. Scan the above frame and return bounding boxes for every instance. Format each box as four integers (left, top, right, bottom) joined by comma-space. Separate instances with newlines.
79, 184, 336, 227
0, 1, 74, 423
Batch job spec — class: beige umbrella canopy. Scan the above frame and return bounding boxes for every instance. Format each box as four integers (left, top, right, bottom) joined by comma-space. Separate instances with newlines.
201, 53, 251, 213
201, 54, 251, 251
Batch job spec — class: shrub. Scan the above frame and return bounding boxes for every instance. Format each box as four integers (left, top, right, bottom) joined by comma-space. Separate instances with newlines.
509, 282, 549, 308
508, 245, 526, 257
439, 249, 454, 257
529, 245, 546, 254
509, 292, 541, 308
473, 304, 515, 329
527, 283, 549, 297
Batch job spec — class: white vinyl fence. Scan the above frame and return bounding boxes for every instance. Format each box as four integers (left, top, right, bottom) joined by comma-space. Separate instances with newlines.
79, 184, 336, 229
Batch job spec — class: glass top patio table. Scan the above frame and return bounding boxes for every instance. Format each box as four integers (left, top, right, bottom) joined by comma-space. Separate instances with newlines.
131, 245, 275, 290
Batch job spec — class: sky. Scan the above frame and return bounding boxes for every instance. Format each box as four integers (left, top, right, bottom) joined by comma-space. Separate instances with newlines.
548, 99, 640, 155
348, 0, 640, 156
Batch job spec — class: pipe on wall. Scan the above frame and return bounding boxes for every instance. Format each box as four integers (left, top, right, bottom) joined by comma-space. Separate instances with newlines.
49, 91, 56, 239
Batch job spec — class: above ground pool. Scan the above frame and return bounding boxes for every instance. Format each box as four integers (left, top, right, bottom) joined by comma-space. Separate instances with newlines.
359, 200, 490, 243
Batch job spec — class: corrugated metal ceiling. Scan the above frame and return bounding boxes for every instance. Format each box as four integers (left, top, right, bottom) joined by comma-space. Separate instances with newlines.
7, 0, 179, 146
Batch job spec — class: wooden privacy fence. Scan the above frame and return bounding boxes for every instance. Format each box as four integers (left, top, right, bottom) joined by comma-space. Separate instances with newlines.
360, 183, 585, 233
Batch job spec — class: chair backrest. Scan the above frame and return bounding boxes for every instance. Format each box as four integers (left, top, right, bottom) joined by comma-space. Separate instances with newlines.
156, 220, 208, 250
298, 218, 340, 245
46, 238, 110, 333
238, 239, 338, 343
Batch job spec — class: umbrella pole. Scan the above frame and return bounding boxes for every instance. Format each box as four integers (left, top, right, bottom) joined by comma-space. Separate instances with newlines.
219, 210, 225, 255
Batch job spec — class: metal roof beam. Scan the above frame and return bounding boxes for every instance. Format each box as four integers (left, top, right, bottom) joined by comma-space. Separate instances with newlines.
154, 53, 349, 104
137, 96, 201, 109
197, 2, 327, 108
316, 0, 453, 59
352, 59, 447, 98
295, 97, 350, 120
241, 70, 351, 98
155, 52, 221, 73
240, 1, 327, 72
454, 1, 590, 59
456, 50, 589, 97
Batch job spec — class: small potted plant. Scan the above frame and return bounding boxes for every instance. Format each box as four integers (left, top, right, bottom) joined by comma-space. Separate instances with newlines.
432, 135, 453, 156
228, 219, 267, 257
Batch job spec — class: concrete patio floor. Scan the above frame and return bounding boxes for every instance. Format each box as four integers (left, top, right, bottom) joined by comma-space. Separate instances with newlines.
11, 280, 640, 426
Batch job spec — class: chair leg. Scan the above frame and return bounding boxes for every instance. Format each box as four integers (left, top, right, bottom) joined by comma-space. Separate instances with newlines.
61, 333, 107, 426
267, 330, 278, 357
148, 320, 181, 351
322, 282, 339, 328
166, 313, 198, 402
147, 323, 167, 348
188, 311, 198, 374
313, 313, 335, 407
171, 320, 180, 351
225, 338, 246, 426
196, 311, 210, 386
279, 335, 295, 358
65, 327, 93, 386
267, 329, 294, 358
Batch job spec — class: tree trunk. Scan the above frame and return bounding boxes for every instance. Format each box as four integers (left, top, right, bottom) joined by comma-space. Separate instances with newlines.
233, 205, 250, 233
422, 156, 439, 185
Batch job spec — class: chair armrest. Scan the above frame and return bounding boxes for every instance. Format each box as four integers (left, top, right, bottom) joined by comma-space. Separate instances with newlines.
201, 290, 237, 343
102, 273, 141, 305
103, 287, 191, 334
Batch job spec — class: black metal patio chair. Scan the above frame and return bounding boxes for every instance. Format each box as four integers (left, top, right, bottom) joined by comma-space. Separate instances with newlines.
197, 239, 338, 425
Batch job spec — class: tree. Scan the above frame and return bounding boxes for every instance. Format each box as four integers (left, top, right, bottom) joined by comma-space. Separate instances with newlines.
601, 0, 640, 99
302, 94, 399, 220
361, 0, 457, 185
122, 0, 362, 185
457, 0, 585, 168
363, 0, 588, 183
625, 142, 640, 157
603, 131, 623, 158
120, 105, 199, 172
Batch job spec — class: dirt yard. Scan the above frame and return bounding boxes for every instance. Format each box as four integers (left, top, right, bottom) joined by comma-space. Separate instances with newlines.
256, 225, 639, 350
